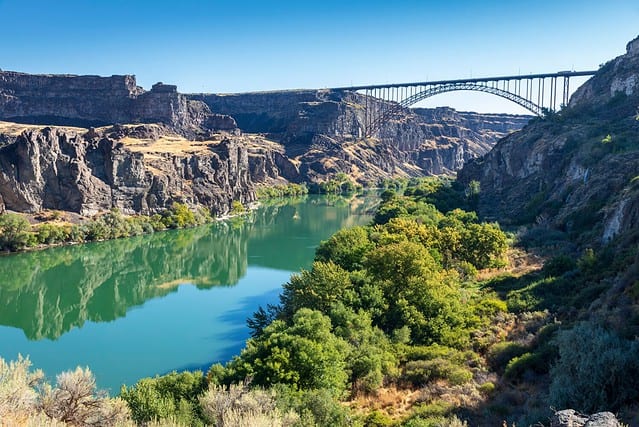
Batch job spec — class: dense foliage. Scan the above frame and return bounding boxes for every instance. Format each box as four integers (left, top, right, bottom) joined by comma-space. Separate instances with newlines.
314, 172, 363, 195
7, 177, 636, 425
0, 203, 216, 252
255, 182, 309, 199
194, 179, 511, 425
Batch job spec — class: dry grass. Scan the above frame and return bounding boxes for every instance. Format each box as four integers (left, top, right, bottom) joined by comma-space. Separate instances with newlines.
476, 248, 544, 281
121, 136, 215, 155
0, 121, 86, 136
348, 386, 422, 419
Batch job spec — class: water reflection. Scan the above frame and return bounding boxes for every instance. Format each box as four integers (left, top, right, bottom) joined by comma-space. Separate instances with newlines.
0, 195, 377, 341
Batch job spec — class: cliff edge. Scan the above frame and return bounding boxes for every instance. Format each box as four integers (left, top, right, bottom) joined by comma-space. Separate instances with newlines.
459, 35, 639, 246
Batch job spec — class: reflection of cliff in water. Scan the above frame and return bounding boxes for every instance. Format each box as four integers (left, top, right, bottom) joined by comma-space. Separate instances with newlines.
247, 195, 378, 270
0, 221, 251, 341
0, 195, 375, 340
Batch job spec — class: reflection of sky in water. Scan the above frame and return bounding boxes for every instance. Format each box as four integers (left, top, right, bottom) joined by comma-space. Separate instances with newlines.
0, 195, 375, 392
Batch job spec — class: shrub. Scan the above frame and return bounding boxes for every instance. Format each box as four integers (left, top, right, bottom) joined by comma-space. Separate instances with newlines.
487, 341, 529, 372
40, 367, 130, 426
0, 356, 43, 420
227, 309, 350, 395
478, 381, 496, 396
0, 213, 33, 250
364, 410, 394, 426
35, 223, 71, 244
543, 255, 577, 277
1, 357, 129, 426
199, 383, 296, 427
503, 351, 549, 382
162, 203, 197, 229
278, 387, 354, 427
403, 358, 472, 386
549, 322, 639, 412
120, 370, 206, 425
230, 200, 245, 215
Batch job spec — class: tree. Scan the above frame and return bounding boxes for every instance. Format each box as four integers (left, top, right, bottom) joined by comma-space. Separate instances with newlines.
315, 226, 373, 271
0, 213, 32, 251
228, 309, 350, 395
364, 241, 471, 346
280, 261, 355, 318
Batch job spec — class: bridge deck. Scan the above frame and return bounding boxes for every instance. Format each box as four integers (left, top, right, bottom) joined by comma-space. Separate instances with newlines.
332, 70, 597, 91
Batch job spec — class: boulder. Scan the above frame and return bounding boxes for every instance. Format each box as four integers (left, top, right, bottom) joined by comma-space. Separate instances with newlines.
551, 410, 620, 427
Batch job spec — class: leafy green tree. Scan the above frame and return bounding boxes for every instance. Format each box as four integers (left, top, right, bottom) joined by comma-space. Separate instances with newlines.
35, 223, 71, 244
227, 309, 350, 395
0, 213, 33, 251
330, 304, 398, 393
162, 203, 196, 229
280, 261, 355, 318
315, 226, 373, 271
457, 223, 508, 269
365, 241, 472, 346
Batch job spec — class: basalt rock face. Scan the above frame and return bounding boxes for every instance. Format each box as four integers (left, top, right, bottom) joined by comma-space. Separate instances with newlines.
0, 125, 262, 215
0, 71, 236, 137
551, 410, 620, 427
190, 91, 530, 182
458, 35, 639, 245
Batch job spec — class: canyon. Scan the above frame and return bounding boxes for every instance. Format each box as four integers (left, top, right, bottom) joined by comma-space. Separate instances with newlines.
0, 70, 529, 215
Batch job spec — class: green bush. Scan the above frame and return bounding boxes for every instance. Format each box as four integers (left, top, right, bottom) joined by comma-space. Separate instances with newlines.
364, 410, 394, 426
120, 370, 207, 425
0, 213, 33, 251
226, 309, 350, 395
315, 226, 374, 271
402, 358, 472, 386
230, 200, 245, 215
487, 341, 529, 372
273, 385, 356, 427
162, 203, 197, 229
35, 223, 71, 244
543, 255, 577, 277
549, 322, 639, 412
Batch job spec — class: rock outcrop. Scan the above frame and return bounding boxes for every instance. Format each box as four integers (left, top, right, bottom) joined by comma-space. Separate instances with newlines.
551, 410, 620, 427
0, 124, 285, 215
1, 69, 530, 191
571, 35, 639, 107
0, 71, 236, 137
191, 91, 530, 182
459, 35, 639, 244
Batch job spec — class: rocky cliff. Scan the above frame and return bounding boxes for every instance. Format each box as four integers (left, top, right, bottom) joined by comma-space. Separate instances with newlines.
459, 35, 639, 246
0, 69, 530, 215
191, 91, 530, 183
0, 123, 298, 215
0, 71, 236, 137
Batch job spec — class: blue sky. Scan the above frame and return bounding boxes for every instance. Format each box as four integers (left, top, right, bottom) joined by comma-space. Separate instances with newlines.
0, 0, 637, 113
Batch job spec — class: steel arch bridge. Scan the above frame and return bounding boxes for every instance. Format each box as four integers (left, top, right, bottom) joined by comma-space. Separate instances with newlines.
332, 70, 596, 136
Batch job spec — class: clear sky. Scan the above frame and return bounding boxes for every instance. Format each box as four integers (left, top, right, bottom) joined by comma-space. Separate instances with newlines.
0, 0, 637, 113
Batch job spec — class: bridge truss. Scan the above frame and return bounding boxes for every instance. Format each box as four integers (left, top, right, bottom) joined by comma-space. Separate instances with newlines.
333, 71, 596, 136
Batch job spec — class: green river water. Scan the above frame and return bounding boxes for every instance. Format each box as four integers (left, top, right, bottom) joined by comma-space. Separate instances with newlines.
0, 195, 376, 393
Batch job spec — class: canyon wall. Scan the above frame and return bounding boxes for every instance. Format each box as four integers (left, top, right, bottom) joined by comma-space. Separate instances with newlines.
0, 71, 235, 137
192, 91, 530, 182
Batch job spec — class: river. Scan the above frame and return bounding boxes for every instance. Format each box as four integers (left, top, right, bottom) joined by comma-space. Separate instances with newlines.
0, 194, 376, 393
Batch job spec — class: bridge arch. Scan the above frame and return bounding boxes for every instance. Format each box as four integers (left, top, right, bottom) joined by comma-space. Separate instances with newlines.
335, 70, 598, 136
399, 83, 544, 115
365, 83, 545, 136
